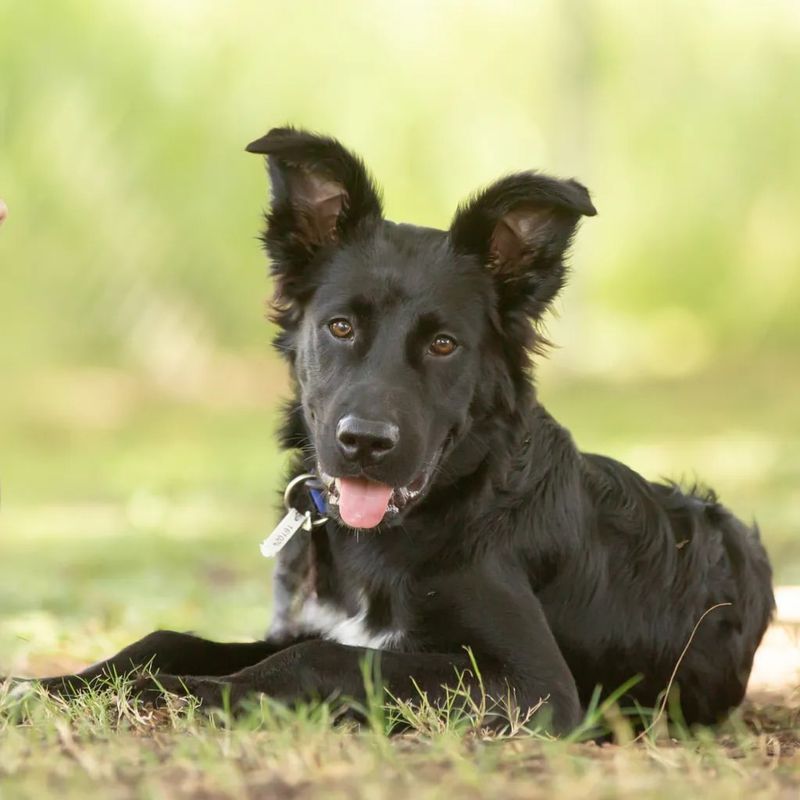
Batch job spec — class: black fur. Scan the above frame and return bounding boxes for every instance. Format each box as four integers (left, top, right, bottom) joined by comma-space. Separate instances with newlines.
16, 128, 774, 734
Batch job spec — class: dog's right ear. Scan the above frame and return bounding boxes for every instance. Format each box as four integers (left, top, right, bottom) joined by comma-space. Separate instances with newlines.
247, 128, 382, 302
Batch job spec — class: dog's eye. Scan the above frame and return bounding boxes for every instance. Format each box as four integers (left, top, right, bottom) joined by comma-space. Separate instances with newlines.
328, 318, 354, 340
429, 334, 458, 357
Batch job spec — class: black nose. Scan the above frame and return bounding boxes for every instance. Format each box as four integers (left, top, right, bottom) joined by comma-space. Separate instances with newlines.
336, 415, 399, 465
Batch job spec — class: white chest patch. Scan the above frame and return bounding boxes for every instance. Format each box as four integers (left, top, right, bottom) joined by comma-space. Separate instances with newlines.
296, 596, 404, 650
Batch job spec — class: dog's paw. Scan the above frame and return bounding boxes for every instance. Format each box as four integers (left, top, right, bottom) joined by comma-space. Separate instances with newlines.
2, 678, 37, 704
131, 674, 192, 707
131, 674, 233, 709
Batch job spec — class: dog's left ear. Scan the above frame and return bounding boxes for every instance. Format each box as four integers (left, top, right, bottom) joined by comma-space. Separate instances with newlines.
449, 173, 596, 319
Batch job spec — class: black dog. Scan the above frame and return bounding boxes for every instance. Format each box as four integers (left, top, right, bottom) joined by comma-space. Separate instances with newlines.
14, 128, 774, 733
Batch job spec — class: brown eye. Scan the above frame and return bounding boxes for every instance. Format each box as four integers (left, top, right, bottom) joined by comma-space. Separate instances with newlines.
328, 318, 354, 339
429, 334, 458, 356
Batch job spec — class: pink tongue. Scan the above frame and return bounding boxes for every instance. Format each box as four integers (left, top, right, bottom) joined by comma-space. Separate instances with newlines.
336, 477, 393, 529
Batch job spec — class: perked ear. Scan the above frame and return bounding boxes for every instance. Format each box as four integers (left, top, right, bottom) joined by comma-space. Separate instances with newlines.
246, 127, 383, 301
450, 172, 596, 319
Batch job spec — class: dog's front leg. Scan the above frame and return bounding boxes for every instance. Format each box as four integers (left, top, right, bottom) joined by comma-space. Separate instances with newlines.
132, 641, 479, 713
139, 567, 582, 733
18, 630, 308, 697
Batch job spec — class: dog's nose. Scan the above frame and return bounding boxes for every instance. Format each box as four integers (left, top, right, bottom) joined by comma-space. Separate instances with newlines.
336, 415, 399, 465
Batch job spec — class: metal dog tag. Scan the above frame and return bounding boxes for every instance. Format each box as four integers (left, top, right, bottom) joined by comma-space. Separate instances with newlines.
260, 508, 311, 558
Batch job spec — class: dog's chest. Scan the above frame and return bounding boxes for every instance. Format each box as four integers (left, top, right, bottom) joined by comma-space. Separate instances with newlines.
268, 525, 409, 649
295, 593, 404, 650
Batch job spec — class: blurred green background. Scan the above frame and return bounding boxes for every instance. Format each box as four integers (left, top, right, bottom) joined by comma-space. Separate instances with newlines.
1, 0, 799, 675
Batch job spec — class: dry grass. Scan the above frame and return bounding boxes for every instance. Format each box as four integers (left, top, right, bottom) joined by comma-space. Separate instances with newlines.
2, 663, 799, 800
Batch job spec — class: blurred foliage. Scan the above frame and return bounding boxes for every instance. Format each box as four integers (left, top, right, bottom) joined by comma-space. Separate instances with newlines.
0, 0, 799, 636
1, 0, 799, 375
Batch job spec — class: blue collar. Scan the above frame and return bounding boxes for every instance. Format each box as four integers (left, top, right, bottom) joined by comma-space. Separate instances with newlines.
307, 482, 327, 515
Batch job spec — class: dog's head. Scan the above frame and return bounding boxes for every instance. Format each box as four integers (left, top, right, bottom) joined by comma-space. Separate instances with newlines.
247, 127, 595, 529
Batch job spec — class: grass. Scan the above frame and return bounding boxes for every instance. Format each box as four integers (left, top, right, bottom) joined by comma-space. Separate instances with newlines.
2, 358, 800, 798
1, 674, 799, 799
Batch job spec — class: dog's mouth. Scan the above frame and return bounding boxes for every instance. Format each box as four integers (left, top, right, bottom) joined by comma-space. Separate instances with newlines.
319, 469, 432, 530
